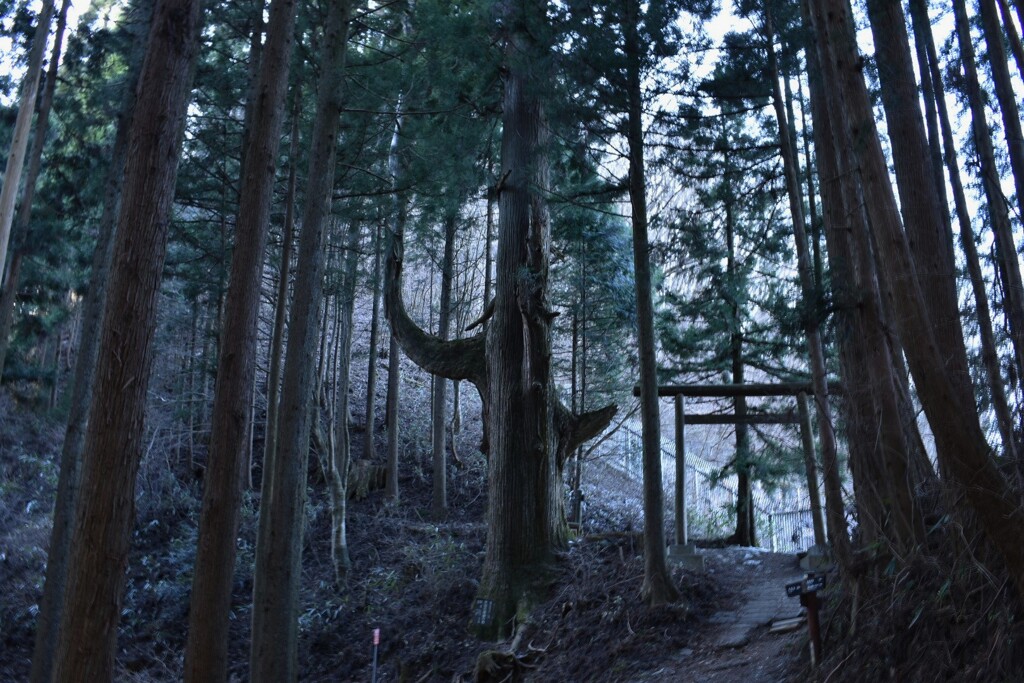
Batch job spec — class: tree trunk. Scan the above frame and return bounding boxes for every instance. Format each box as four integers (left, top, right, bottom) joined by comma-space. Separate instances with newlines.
249, 1, 353, 678
384, 96, 406, 502
478, 8, 565, 630
0, 0, 69, 377
382, 0, 616, 639
31, 5, 117, 677
330, 220, 360, 580
909, 0, 1017, 460
979, 0, 1024, 223
866, 0, 973, 406
184, 0, 297, 678
953, 0, 1024, 390
997, 0, 1024, 81
385, 332, 401, 499
431, 212, 457, 518
51, 0, 202, 677
0, 0, 54, 285
625, 0, 677, 606
724, 184, 754, 547
766, 7, 853, 564
264, 99, 300, 482
364, 221, 382, 460
808, 0, 1024, 597
805, 25, 887, 550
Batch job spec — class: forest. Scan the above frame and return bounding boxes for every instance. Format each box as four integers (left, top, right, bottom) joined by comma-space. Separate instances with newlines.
2, 0, 1024, 679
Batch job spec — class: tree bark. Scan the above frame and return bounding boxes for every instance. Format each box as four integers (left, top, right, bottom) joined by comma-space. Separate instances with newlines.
0, 0, 54, 286
953, 0, 1024, 389
909, 0, 1017, 460
866, 0, 972, 406
51, 0, 202, 677
29, 3, 145, 678
264, 97, 300, 491
805, 24, 888, 550
184, 0, 297, 678
996, 0, 1024, 81
364, 221, 382, 460
329, 220, 360, 580
624, 0, 677, 605
723, 182, 754, 547
384, 96, 407, 502
0, 0, 69, 377
382, 0, 616, 636
766, 7, 853, 564
808, 0, 1024, 597
979, 0, 1024, 223
249, 1, 353, 679
431, 212, 457, 518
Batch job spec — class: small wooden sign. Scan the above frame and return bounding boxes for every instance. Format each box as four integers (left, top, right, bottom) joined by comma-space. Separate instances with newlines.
806, 574, 826, 592
472, 598, 495, 626
785, 573, 827, 597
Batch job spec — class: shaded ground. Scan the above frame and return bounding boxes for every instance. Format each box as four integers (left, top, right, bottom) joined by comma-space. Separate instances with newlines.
0, 393, 809, 681
640, 547, 808, 682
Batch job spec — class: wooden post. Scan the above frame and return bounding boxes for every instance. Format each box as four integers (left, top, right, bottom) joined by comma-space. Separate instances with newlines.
674, 394, 688, 547
797, 391, 827, 547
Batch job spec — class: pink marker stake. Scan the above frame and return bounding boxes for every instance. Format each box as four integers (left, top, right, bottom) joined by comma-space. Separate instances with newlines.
372, 629, 380, 683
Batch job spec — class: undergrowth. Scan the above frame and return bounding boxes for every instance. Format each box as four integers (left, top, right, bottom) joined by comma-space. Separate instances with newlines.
815, 524, 1024, 682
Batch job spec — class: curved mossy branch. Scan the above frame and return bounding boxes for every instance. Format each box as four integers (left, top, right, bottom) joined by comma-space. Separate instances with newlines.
384, 229, 487, 386
555, 401, 618, 469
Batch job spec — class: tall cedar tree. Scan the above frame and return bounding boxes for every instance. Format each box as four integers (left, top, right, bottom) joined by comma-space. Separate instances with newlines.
806, 0, 1024, 597
51, 0, 203, 677
184, 0, 297, 678
249, 0, 353, 678
384, 0, 616, 638
30, 2, 144, 679
0, 0, 54, 285
623, 0, 678, 605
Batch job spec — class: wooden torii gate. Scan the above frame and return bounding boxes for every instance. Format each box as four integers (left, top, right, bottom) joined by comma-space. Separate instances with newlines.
634, 382, 833, 554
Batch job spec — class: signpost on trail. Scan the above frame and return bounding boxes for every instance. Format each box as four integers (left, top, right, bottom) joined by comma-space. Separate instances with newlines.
785, 573, 825, 666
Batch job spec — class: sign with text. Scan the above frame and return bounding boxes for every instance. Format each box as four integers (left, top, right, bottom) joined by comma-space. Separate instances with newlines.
785, 574, 827, 597
471, 598, 495, 626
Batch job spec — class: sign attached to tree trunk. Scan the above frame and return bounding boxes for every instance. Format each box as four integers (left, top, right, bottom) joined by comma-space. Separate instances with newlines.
471, 598, 495, 627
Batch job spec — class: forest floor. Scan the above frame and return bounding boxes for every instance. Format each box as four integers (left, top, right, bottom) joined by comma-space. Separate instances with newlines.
0, 391, 811, 682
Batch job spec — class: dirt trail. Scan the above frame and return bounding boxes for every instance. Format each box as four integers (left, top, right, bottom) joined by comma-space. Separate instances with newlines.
639, 547, 809, 682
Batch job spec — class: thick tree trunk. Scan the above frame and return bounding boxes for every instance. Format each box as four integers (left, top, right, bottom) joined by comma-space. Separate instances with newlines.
184, 0, 297, 679
249, 1, 353, 679
0, 0, 69, 377
51, 0, 202, 677
766, 9, 852, 564
30, 4, 143, 677
0, 0, 54, 285
909, 0, 1017, 460
625, 0, 677, 606
806, 26, 889, 551
382, 1, 615, 638
953, 0, 1024, 390
808, 0, 1024, 597
866, 0, 973, 407
431, 212, 457, 518
476, 1, 565, 628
